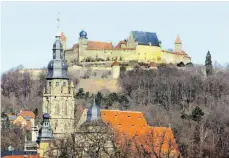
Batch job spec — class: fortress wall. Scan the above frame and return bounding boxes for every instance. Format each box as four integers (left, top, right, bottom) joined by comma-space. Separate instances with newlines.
76, 79, 121, 93
136, 45, 162, 62
79, 49, 113, 61
161, 52, 176, 64
68, 66, 112, 79
110, 49, 136, 61
79, 49, 137, 62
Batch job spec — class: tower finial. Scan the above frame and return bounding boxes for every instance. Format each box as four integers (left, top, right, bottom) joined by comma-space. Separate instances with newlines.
57, 12, 60, 30
55, 12, 61, 37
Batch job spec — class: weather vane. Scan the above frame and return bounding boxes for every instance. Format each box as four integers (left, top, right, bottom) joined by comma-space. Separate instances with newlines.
56, 12, 60, 30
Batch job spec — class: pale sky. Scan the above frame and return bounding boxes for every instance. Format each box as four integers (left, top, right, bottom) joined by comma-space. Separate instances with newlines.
1, 1, 229, 73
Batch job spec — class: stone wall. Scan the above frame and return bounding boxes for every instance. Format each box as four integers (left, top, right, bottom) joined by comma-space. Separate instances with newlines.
76, 79, 121, 94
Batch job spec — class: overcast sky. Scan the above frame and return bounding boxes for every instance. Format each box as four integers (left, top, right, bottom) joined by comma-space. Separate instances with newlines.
1, 1, 229, 73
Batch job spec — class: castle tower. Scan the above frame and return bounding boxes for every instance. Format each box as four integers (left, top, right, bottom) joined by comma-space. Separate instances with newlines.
78, 30, 88, 63
37, 113, 54, 157
174, 34, 182, 52
111, 61, 120, 79
60, 32, 67, 51
42, 28, 75, 137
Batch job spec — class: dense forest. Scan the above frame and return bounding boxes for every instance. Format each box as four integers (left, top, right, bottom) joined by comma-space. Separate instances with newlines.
1, 57, 229, 157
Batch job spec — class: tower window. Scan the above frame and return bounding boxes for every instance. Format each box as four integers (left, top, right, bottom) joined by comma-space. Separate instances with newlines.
56, 82, 59, 86
49, 82, 51, 87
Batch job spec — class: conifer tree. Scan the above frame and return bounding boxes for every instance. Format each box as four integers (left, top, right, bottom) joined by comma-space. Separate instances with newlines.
205, 51, 213, 76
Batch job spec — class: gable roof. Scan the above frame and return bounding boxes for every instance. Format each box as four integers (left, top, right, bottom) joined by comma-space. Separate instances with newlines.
101, 110, 148, 136
87, 41, 113, 50
132, 31, 160, 46
19, 110, 35, 119
9, 115, 17, 121
101, 110, 179, 157
115, 40, 127, 49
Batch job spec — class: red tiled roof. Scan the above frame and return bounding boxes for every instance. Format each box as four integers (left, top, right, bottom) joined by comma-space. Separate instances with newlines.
162, 50, 189, 56
115, 40, 127, 49
72, 41, 135, 50
111, 61, 120, 66
175, 35, 182, 44
149, 62, 157, 67
19, 110, 35, 119
61, 32, 66, 41
87, 41, 113, 50
73, 43, 79, 49
100, 110, 180, 157
101, 110, 148, 136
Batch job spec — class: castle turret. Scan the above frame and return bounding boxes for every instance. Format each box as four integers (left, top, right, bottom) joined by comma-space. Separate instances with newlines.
111, 61, 120, 79
174, 34, 182, 52
79, 30, 88, 45
78, 30, 88, 63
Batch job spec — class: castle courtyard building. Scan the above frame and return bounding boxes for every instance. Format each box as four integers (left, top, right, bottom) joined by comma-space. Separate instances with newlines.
63, 30, 191, 67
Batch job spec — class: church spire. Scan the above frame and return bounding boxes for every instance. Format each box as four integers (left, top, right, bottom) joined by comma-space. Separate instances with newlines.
46, 12, 68, 79
86, 94, 101, 122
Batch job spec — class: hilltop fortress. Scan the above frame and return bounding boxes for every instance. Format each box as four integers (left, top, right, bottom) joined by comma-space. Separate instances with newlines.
62, 30, 191, 67
19, 30, 192, 93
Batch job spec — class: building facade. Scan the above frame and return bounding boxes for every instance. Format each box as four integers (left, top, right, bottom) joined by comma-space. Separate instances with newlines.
42, 32, 75, 137
63, 30, 191, 67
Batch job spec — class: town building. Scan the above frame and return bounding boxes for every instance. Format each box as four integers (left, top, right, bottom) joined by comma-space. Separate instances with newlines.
7, 110, 36, 131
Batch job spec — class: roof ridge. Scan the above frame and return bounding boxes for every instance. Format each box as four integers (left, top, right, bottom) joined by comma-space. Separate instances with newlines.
89, 40, 112, 44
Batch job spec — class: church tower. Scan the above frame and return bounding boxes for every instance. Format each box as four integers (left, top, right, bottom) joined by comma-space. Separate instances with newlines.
37, 113, 54, 157
42, 17, 75, 137
174, 34, 182, 52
